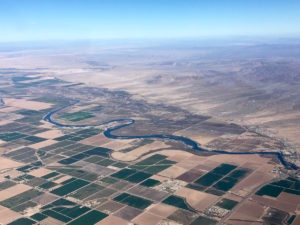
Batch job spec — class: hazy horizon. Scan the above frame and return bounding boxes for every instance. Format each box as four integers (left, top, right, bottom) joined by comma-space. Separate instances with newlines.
1, 0, 300, 42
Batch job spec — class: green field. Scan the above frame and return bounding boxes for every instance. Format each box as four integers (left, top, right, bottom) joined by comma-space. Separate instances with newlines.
43, 209, 72, 223
70, 183, 104, 200
13, 201, 37, 212
256, 184, 283, 197
42, 171, 60, 179
193, 165, 249, 193
143, 165, 171, 174
271, 179, 296, 189
124, 171, 152, 183
195, 172, 222, 187
228, 168, 250, 179
66, 210, 108, 225
42, 198, 76, 210
210, 163, 237, 175
257, 177, 300, 197
39, 181, 57, 189
213, 176, 238, 191
140, 178, 161, 187
0, 132, 26, 141
162, 195, 191, 211
0, 180, 16, 190
216, 198, 238, 210
114, 193, 152, 209
8, 218, 36, 225
60, 111, 94, 122
24, 135, 46, 143
0, 189, 43, 209
187, 183, 206, 191
51, 179, 89, 196
53, 205, 90, 219
111, 168, 136, 179
30, 213, 47, 221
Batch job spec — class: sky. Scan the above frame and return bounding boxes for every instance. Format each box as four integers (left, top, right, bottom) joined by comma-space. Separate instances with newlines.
0, 0, 300, 42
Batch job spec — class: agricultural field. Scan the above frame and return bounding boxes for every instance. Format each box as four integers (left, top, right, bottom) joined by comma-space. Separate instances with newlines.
0, 73, 299, 225
59, 111, 95, 122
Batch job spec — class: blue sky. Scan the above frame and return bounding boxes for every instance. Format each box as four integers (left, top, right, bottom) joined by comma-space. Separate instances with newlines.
0, 0, 300, 42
